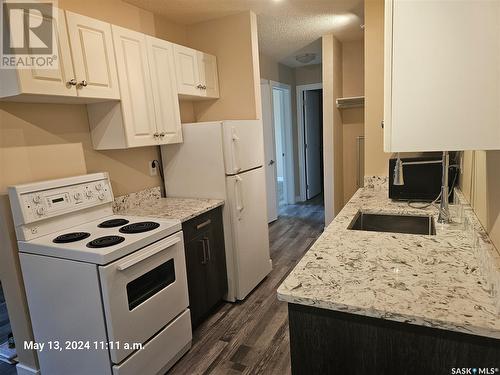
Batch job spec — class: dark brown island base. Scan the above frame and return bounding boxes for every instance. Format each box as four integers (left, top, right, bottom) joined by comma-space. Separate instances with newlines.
287, 303, 500, 375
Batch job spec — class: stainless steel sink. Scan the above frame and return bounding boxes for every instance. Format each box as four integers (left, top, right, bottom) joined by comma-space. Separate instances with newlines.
348, 211, 436, 235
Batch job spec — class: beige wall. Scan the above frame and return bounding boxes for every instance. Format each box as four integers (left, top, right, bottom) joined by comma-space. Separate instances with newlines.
460, 151, 500, 252
187, 12, 262, 122
295, 64, 322, 86
341, 41, 365, 204
322, 34, 344, 224
364, 0, 390, 177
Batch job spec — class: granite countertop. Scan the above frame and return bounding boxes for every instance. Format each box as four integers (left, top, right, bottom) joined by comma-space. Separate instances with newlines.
113, 186, 224, 223
277, 177, 500, 340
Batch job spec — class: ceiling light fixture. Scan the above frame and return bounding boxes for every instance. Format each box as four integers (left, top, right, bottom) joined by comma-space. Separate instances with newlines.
295, 53, 316, 64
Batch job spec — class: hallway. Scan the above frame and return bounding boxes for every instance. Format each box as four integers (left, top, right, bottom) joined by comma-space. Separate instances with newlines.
168, 199, 324, 374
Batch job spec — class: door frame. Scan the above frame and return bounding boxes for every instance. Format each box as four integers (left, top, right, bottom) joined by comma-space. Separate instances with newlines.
268, 80, 295, 205
296, 83, 323, 202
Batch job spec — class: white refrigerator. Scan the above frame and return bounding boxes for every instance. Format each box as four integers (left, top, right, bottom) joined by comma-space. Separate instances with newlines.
161, 120, 272, 301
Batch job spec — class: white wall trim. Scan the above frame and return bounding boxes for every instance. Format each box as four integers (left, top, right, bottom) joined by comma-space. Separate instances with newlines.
16, 363, 41, 375
296, 83, 323, 202
269, 80, 296, 205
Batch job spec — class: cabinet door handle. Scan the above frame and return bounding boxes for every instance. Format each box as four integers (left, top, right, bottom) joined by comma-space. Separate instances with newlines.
204, 237, 211, 262
78, 80, 88, 88
199, 239, 207, 264
196, 84, 203, 89
202, 85, 207, 90
67, 78, 77, 86
153, 132, 159, 138
196, 219, 211, 230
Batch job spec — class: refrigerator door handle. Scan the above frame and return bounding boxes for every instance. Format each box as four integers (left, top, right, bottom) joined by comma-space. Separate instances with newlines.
234, 175, 245, 218
231, 127, 242, 174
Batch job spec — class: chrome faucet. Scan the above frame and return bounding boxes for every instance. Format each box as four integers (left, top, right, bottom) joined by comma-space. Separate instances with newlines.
392, 152, 451, 223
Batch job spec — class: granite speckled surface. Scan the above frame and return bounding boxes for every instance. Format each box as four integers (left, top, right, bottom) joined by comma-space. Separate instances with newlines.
113, 186, 224, 223
278, 178, 500, 339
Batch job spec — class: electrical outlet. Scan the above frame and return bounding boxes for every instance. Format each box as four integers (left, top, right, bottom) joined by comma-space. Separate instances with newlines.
149, 161, 157, 177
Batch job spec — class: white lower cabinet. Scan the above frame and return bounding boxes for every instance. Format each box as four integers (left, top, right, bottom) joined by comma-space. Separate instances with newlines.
88, 26, 182, 149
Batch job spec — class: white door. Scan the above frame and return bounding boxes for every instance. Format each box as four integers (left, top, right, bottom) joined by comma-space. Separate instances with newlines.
112, 25, 157, 147
65, 11, 120, 99
198, 51, 219, 98
173, 44, 201, 97
17, 8, 77, 97
226, 168, 272, 300
221, 120, 265, 175
260, 82, 278, 222
98, 232, 188, 364
146, 36, 182, 144
304, 90, 322, 199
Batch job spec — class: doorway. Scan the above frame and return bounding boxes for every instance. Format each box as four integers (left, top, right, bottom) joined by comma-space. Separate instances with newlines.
297, 83, 324, 202
261, 80, 295, 223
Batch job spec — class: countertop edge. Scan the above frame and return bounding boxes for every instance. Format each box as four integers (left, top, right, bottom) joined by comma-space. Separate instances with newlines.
276, 291, 500, 340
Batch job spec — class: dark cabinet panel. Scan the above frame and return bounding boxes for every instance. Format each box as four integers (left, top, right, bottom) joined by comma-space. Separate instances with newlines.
182, 206, 227, 327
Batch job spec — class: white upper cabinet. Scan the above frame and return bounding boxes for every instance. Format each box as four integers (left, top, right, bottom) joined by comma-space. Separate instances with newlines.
198, 51, 220, 99
87, 27, 182, 149
0, 8, 77, 100
65, 11, 120, 100
173, 44, 201, 97
384, 0, 500, 152
174, 44, 219, 99
147, 36, 183, 144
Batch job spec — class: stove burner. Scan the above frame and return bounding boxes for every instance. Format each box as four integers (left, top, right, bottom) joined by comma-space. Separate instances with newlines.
98, 218, 130, 228
119, 221, 160, 234
86, 235, 125, 248
53, 232, 91, 244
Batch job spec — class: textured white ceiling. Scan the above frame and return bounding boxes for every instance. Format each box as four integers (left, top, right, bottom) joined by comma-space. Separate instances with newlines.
124, 0, 364, 67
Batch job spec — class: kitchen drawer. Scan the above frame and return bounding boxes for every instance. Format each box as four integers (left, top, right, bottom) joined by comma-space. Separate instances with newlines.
112, 309, 192, 375
182, 206, 222, 241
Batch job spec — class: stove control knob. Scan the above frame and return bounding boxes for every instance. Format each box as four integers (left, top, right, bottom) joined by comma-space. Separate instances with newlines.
98, 193, 105, 201
95, 183, 102, 191
32, 195, 42, 204
73, 192, 82, 200
85, 190, 93, 198
36, 207, 45, 216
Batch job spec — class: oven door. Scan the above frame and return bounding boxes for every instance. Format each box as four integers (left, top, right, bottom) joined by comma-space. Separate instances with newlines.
98, 231, 189, 364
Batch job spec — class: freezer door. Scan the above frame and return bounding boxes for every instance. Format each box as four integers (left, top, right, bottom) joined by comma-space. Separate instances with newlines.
226, 167, 272, 299
222, 120, 265, 175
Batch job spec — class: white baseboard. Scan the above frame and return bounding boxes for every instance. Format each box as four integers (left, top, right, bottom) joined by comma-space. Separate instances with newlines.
16, 363, 41, 375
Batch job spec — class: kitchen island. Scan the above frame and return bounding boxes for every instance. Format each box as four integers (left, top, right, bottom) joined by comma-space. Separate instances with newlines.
278, 178, 500, 374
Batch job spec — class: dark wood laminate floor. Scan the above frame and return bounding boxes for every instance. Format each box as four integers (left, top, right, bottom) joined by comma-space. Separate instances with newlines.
168, 196, 324, 375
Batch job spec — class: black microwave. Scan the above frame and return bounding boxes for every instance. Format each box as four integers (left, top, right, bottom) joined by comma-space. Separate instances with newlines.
388, 153, 458, 202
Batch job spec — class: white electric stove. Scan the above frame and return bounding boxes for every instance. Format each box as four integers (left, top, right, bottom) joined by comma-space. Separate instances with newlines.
8, 173, 192, 375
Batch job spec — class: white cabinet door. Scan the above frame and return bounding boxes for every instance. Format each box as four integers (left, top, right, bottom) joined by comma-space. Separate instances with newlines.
16, 8, 76, 97
146, 37, 182, 144
384, 0, 500, 152
65, 11, 120, 99
112, 25, 157, 147
173, 44, 201, 97
198, 51, 219, 98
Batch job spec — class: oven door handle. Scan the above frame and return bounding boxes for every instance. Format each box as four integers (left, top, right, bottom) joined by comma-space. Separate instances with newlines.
117, 236, 181, 271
